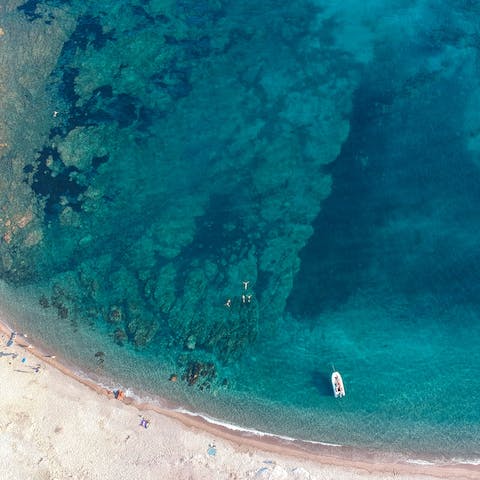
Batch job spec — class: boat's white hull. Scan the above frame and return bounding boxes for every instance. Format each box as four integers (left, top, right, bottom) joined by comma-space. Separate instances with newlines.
331, 371, 345, 398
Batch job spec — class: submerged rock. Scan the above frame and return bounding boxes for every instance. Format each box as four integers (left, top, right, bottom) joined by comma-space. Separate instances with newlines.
39, 295, 50, 308
126, 310, 159, 347
56, 125, 114, 171
108, 305, 123, 323
57, 304, 69, 319
181, 360, 216, 388
186, 334, 196, 350
113, 328, 127, 346
94, 351, 105, 366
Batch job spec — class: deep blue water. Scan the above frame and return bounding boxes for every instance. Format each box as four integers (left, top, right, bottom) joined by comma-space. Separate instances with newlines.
1, 0, 480, 458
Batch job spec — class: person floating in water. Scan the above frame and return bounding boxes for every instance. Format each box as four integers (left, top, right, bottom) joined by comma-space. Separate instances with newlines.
242, 281, 249, 290
224, 299, 231, 308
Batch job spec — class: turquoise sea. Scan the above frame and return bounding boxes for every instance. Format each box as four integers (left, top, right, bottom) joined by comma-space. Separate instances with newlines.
1, 0, 480, 460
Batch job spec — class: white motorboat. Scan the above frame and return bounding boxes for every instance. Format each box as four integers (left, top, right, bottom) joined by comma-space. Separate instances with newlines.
331, 371, 345, 398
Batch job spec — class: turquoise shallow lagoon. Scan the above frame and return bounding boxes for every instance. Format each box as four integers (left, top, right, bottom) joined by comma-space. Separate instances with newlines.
1, 0, 480, 459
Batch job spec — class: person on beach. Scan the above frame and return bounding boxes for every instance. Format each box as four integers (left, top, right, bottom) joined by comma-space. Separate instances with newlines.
114, 389, 125, 400
7, 331, 16, 347
207, 442, 217, 456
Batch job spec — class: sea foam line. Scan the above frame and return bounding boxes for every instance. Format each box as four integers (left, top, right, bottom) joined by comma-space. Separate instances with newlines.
405, 459, 436, 466
407, 457, 480, 467
451, 458, 480, 466
173, 407, 343, 447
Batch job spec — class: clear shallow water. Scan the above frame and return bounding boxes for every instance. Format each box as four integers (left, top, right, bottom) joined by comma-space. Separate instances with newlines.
1, 0, 480, 458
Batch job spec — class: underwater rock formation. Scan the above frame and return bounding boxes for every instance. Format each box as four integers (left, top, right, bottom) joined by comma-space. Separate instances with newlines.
1, 0, 365, 364
181, 359, 217, 390
0, 2, 76, 282
0, 158, 45, 282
